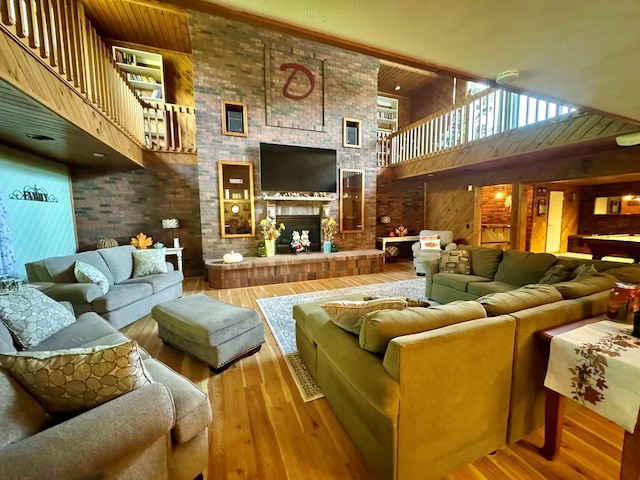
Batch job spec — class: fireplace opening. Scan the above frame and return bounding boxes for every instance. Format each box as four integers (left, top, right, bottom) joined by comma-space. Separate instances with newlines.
276, 215, 321, 253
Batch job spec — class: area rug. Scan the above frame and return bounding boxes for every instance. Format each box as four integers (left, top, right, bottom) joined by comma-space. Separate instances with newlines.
256, 278, 428, 402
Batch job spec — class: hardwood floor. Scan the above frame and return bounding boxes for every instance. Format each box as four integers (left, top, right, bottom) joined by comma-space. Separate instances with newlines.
122, 260, 624, 479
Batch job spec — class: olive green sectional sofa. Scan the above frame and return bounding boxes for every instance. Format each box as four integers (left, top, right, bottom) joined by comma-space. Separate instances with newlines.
292, 247, 640, 480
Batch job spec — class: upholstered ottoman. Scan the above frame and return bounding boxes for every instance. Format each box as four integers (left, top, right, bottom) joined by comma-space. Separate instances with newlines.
152, 293, 264, 371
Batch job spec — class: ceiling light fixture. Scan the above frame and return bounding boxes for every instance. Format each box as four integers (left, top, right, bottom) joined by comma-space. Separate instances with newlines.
616, 131, 640, 147
92, 152, 105, 157
495, 70, 519, 85
394, 85, 401, 91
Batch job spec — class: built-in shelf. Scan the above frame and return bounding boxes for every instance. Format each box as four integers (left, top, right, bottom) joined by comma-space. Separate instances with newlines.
376, 95, 398, 133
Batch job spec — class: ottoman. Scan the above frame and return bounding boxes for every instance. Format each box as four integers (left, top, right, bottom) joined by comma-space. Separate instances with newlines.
152, 293, 265, 371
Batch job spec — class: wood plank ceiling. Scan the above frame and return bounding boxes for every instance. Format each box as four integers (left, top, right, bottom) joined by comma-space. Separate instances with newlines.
81, 0, 191, 53
377, 61, 442, 97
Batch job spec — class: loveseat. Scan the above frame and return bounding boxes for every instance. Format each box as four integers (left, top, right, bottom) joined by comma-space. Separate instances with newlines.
411, 230, 455, 275
292, 253, 640, 479
0, 289, 212, 480
25, 245, 183, 329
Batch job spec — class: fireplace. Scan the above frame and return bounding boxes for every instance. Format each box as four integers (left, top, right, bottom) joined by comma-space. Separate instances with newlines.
276, 215, 321, 253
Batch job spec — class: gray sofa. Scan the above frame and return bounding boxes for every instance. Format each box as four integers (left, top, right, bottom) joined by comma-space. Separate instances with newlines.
0, 301, 212, 480
25, 245, 183, 329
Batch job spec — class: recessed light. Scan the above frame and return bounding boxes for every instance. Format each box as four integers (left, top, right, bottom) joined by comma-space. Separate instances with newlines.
394, 85, 401, 91
26, 134, 54, 141
92, 152, 105, 157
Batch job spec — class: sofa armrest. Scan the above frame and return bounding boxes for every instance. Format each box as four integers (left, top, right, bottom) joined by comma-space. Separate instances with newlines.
382, 316, 516, 479
0, 382, 175, 480
421, 257, 440, 298
42, 282, 104, 304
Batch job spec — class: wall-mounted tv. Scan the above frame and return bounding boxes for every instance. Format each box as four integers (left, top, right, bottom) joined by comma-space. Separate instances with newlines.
259, 142, 337, 193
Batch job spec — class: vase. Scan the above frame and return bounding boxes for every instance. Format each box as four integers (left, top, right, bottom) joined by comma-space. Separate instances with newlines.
323, 241, 332, 253
265, 239, 276, 257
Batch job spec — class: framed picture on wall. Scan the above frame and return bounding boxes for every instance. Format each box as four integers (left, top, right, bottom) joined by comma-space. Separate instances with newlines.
536, 187, 548, 196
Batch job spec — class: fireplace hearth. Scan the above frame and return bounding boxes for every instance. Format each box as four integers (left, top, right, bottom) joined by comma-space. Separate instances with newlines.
276, 215, 321, 253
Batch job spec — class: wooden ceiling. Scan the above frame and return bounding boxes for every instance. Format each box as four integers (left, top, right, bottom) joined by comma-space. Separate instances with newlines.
377, 61, 443, 97
81, 0, 191, 53
0, 79, 139, 169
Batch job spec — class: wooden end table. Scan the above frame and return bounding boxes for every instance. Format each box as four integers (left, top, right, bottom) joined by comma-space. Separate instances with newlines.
537, 316, 640, 479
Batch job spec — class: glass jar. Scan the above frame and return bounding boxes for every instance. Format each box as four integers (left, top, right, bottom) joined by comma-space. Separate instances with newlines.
607, 282, 640, 324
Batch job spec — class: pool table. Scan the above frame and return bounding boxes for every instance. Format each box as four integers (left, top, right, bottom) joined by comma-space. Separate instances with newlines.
582, 234, 640, 262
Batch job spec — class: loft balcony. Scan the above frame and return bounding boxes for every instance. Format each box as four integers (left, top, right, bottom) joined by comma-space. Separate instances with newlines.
378, 86, 640, 180
0, 0, 196, 168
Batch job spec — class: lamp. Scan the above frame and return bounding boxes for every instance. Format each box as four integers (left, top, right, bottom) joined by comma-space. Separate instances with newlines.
162, 218, 180, 247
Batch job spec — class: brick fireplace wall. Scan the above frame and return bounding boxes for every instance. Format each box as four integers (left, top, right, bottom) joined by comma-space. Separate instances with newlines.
190, 12, 380, 260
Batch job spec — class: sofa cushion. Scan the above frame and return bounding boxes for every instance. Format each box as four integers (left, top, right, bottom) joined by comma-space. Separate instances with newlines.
74, 261, 109, 295
132, 249, 168, 278
553, 273, 617, 299
0, 288, 76, 349
31, 312, 129, 352
477, 284, 563, 316
571, 263, 597, 279
321, 297, 408, 335
91, 283, 153, 314
0, 368, 49, 450
606, 265, 640, 284
439, 250, 471, 274
434, 273, 491, 293
539, 264, 571, 284
359, 301, 487, 354
494, 250, 557, 286
120, 270, 183, 294
463, 246, 504, 279
41, 250, 114, 285
0, 341, 152, 414
467, 281, 519, 297
97, 245, 136, 284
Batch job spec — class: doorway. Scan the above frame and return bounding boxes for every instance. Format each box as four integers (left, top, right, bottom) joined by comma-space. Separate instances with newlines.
545, 191, 564, 253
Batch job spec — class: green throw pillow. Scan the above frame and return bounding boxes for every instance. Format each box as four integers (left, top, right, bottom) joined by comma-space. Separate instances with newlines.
132, 249, 168, 277
322, 297, 407, 335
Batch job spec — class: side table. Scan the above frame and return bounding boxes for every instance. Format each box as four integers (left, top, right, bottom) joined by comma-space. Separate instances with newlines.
537, 316, 640, 479
165, 247, 184, 272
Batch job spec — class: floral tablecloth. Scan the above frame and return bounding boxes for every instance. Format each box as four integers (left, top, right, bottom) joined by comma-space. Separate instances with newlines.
544, 320, 640, 432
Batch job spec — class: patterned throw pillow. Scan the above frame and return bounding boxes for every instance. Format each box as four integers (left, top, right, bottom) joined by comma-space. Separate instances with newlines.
132, 249, 168, 278
74, 261, 109, 295
439, 250, 471, 274
322, 297, 408, 335
0, 341, 152, 414
420, 235, 441, 249
0, 288, 75, 349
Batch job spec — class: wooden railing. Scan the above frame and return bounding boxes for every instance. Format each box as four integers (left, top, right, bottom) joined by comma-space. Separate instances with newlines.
0, 0, 196, 154
378, 87, 577, 167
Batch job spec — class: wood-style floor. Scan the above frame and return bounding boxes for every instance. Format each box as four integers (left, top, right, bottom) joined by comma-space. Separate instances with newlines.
122, 260, 625, 480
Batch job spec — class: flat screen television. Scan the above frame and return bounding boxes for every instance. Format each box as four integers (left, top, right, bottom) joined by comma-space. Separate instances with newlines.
259, 143, 337, 193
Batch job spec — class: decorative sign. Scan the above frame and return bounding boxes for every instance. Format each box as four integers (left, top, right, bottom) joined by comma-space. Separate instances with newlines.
266, 47, 325, 131
9, 185, 58, 203
229, 178, 244, 184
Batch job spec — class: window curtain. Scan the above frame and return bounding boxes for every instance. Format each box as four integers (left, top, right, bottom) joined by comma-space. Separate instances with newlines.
0, 186, 18, 277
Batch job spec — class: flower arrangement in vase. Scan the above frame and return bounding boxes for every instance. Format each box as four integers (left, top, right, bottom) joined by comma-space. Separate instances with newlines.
321, 217, 337, 253
259, 216, 285, 256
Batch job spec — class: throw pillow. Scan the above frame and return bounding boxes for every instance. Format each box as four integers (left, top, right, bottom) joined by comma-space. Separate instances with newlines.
322, 297, 408, 335
439, 250, 471, 274
74, 261, 109, 295
420, 235, 441, 249
132, 249, 167, 278
0, 341, 152, 414
539, 264, 571, 284
553, 272, 617, 299
0, 275, 28, 295
571, 263, 598, 280
0, 288, 75, 349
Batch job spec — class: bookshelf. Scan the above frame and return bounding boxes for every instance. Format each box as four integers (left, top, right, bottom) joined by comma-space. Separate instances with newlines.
376, 95, 398, 133
112, 46, 164, 103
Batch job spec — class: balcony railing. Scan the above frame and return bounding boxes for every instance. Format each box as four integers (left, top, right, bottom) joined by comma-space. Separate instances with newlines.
0, 0, 196, 154
377, 87, 577, 167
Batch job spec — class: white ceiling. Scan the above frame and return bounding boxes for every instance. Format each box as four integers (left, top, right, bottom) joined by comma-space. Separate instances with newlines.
203, 0, 640, 124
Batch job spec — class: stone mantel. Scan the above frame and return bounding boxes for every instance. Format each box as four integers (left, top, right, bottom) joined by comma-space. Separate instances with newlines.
263, 195, 335, 218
